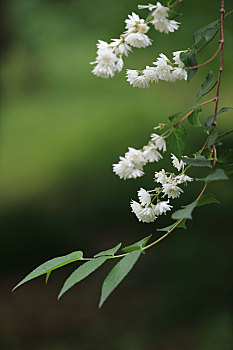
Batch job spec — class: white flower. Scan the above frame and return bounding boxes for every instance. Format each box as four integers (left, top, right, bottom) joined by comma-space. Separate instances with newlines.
138, 4, 157, 11
116, 57, 124, 72
142, 66, 159, 83
113, 157, 144, 180
138, 23, 150, 34
171, 67, 187, 81
151, 133, 167, 152
138, 188, 151, 206
110, 39, 132, 56
152, 2, 169, 19
126, 69, 149, 88
125, 147, 145, 166
143, 142, 163, 162
150, 3, 180, 34
125, 33, 152, 48
173, 50, 186, 68
91, 41, 118, 79
153, 54, 173, 81
153, 18, 180, 34
125, 12, 144, 31
154, 169, 169, 185
153, 19, 169, 33
165, 20, 180, 34
175, 174, 193, 184
154, 201, 172, 216
162, 183, 183, 199
171, 153, 185, 171
131, 200, 157, 223
96, 40, 109, 51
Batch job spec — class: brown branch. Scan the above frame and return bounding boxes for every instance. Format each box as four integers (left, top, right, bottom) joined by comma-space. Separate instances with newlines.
170, 0, 183, 9
174, 98, 216, 127
196, 29, 219, 53
212, 0, 225, 127
202, 80, 218, 96
188, 44, 222, 70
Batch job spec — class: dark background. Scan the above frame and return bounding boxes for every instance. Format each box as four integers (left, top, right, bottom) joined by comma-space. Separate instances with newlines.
0, 0, 232, 349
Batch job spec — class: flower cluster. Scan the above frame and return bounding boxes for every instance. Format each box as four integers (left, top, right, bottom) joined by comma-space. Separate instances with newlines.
126, 51, 187, 88
130, 154, 193, 223
91, 2, 181, 79
113, 126, 166, 179
138, 2, 180, 34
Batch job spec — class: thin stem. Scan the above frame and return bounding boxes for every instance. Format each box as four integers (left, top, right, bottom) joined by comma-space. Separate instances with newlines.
213, 0, 225, 127
170, 0, 183, 9
174, 98, 216, 127
184, 135, 210, 172
196, 29, 219, 53
202, 80, 217, 96
188, 44, 222, 70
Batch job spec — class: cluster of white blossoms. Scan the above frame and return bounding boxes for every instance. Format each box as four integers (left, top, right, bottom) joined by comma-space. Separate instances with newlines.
126, 51, 187, 88
113, 126, 166, 179
130, 154, 193, 223
138, 2, 180, 34
91, 2, 181, 79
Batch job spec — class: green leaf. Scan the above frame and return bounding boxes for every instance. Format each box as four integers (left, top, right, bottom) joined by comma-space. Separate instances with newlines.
188, 106, 202, 127
196, 168, 229, 182
207, 128, 219, 147
193, 20, 219, 46
45, 271, 52, 284
99, 250, 141, 308
94, 243, 122, 258
216, 129, 233, 143
205, 107, 232, 129
218, 149, 233, 164
13, 251, 84, 291
169, 111, 182, 124
182, 155, 212, 168
58, 256, 108, 299
167, 125, 186, 159
172, 201, 198, 220
157, 219, 187, 232
196, 193, 220, 207
180, 50, 198, 82
122, 235, 151, 253
196, 71, 215, 102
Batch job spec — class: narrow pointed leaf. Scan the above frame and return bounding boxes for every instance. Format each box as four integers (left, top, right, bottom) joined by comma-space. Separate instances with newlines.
45, 271, 52, 284
196, 71, 215, 102
216, 129, 233, 143
188, 106, 202, 127
167, 125, 186, 159
196, 193, 220, 207
58, 256, 108, 299
196, 168, 229, 182
182, 155, 212, 168
172, 201, 198, 220
193, 20, 219, 45
94, 243, 122, 258
13, 251, 84, 291
99, 250, 141, 308
207, 128, 219, 147
158, 219, 187, 232
205, 107, 232, 129
122, 235, 151, 253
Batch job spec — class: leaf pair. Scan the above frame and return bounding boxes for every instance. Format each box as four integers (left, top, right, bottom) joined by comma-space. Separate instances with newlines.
172, 193, 220, 220
13, 237, 152, 307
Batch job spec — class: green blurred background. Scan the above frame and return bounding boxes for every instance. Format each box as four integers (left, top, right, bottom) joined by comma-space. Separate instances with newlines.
0, 0, 232, 349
